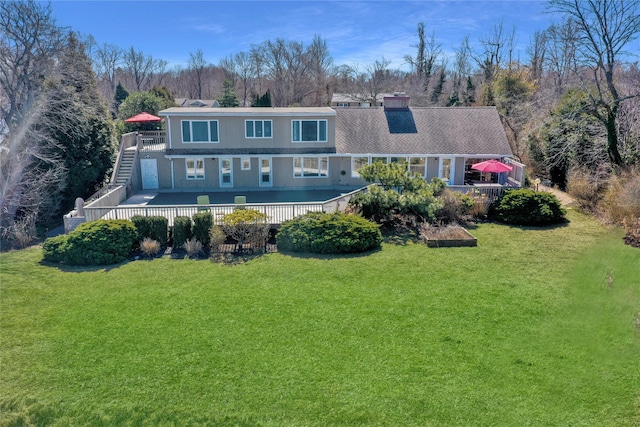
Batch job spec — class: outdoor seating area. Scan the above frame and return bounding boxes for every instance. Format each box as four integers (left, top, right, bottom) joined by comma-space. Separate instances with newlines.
80, 188, 366, 226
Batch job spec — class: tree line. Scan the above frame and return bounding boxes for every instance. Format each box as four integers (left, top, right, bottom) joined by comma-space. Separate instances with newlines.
1, 0, 639, 247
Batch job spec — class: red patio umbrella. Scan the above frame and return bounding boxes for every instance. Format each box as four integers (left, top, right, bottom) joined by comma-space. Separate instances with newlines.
471, 159, 513, 173
124, 112, 162, 123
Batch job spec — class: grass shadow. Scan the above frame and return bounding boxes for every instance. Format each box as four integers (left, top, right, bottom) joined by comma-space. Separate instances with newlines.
39, 259, 130, 273
277, 246, 382, 260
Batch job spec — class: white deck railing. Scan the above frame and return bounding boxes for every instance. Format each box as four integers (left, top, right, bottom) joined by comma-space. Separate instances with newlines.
84, 202, 326, 225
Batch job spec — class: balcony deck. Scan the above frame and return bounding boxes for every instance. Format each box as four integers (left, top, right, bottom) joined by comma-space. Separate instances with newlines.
83, 188, 364, 226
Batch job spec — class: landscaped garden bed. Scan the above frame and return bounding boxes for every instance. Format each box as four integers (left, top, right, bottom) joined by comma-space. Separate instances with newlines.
420, 225, 477, 247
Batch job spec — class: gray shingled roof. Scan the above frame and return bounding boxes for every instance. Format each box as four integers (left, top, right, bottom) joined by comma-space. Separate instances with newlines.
335, 107, 513, 156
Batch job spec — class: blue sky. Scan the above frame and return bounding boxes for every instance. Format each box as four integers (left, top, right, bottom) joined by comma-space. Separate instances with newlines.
50, 0, 556, 70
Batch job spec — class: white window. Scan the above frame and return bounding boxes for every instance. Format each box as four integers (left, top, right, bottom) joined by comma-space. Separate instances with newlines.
182, 120, 218, 143
390, 157, 408, 164
292, 120, 327, 142
293, 157, 328, 178
260, 157, 272, 187
372, 156, 388, 164
439, 157, 454, 184
241, 157, 251, 170
351, 156, 369, 178
220, 158, 233, 187
410, 157, 426, 177
337, 102, 349, 107
186, 158, 205, 180
245, 120, 272, 138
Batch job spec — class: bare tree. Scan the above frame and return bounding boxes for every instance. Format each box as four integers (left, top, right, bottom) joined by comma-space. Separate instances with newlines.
527, 30, 548, 82
188, 49, 207, 99
95, 42, 122, 98
544, 20, 580, 92
122, 46, 155, 91
470, 22, 517, 82
0, 0, 66, 240
306, 35, 334, 106
550, 0, 640, 166
404, 23, 442, 95
347, 57, 392, 106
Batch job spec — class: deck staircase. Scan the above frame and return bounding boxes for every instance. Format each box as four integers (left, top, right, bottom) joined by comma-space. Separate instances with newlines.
114, 148, 136, 186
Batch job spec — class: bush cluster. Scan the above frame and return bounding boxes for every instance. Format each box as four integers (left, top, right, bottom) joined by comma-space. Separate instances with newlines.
435, 190, 474, 224
277, 212, 382, 254
489, 189, 566, 226
43, 220, 137, 265
221, 209, 270, 252
350, 185, 442, 224
131, 216, 168, 245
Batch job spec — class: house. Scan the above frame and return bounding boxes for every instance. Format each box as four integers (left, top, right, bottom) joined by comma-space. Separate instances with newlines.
330, 93, 391, 108
132, 95, 517, 193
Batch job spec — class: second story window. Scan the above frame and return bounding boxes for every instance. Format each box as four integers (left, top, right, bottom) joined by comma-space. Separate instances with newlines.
292, 120, 327, 142
245, 120, 272, 138
182, 120, 219, 143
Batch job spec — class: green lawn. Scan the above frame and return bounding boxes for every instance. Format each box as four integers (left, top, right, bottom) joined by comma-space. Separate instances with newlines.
1, 210, 639, 426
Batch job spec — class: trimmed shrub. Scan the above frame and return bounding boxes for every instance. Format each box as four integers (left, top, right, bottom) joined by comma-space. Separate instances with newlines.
43, 219, 137, 265
278, 212, 382, 254
42, 234, 68, 263
221, 209, 270, 252
131, 215, 168, 245
192, 212, 213, 247
489, 189, 566, 226
172, 216, 192, 247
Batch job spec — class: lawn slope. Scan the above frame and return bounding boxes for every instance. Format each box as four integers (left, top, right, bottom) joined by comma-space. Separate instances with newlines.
1, 210, 639, 426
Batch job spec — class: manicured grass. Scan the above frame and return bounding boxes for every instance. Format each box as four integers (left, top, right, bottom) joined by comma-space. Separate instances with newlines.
1, 210, 639, 426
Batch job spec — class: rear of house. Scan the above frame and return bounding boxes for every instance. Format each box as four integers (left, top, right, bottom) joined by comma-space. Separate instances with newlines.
135, 97, 516, 193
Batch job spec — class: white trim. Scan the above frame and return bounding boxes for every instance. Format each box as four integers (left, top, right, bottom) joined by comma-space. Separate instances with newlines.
219, 157, 233, 188
170, 158, 175, 189
245, 119, 273, 139
439, 157, 455, 185
185, 158, 205, 180
293, 156, 329, 178
159, 107, 336, 117
291, 119, 328, 143
181, 119, 219, 143
167, 115, 172, 149
241, 157, 251, 170
259, 157, 272, 187
163, 153, 513, 160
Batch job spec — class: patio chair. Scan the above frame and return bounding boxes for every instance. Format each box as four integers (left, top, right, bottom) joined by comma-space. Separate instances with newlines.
197, 195, 210, 211
234, 195, 246, 210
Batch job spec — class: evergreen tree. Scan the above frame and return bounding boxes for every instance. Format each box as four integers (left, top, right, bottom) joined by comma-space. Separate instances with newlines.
114, 82, 129, 112
430, 69, 445, 104
253, 90, 271, 107
150, 85, 176, 109
117, 91, 164, 131
446, 90, 460, 107
44, 33, 116, 215
463, 76, 476, 105
219, 80, 239, 107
